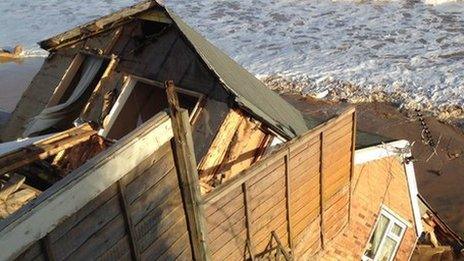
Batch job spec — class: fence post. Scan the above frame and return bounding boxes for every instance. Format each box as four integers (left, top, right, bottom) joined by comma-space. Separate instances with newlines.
166, 80, 210, 261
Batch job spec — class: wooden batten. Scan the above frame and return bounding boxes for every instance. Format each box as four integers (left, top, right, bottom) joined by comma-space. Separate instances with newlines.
79, 56, 118, 120
198, 108, 272, 191
166, 81, 210, 260
198, 109, 244, 187
46, 54, 85, 107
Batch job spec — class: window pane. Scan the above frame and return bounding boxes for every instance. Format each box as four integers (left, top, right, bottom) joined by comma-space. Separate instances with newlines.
364, 214, 389, 258
376, 236, 398, 261
391, 223, 402, 237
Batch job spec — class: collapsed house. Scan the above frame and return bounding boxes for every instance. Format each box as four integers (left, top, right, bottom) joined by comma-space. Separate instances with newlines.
0, 1, 461, 260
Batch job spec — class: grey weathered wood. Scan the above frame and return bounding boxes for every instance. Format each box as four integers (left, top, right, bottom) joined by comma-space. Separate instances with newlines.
40, 235, 55, 261
166, 80, 210, 261
117, 179, 141, 260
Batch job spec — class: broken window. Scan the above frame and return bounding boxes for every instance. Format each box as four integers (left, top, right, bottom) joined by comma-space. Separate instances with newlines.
101, 76, 202, 140
362, 207, 407, 261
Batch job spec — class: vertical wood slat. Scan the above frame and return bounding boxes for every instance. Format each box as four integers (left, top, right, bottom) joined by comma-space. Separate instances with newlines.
242, 182, 255, 259
117, 179, 141, 261
41, 235, 56, 261
166, 80, 210, 261
319, 132, 325, 249
348, 111, 356, 223
284, 151, 294, 252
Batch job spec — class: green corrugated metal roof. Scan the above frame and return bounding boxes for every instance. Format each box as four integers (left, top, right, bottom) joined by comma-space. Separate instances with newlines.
167, 9, 308, 138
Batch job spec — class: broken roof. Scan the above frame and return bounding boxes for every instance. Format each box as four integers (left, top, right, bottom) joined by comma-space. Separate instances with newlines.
38, 1, 309, 139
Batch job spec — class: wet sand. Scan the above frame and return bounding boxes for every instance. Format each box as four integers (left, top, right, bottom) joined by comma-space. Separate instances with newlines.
0, 57, 43, 128
0, 57, 44, 112
284, 94, 464, 237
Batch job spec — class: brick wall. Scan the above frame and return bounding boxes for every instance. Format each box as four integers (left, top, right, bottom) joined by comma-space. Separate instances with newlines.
314, 155, 418, 260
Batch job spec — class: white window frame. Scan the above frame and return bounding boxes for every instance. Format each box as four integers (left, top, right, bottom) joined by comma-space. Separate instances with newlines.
362, 207, 407, 261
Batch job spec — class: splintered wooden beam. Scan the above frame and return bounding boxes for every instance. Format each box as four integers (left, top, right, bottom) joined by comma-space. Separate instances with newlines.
0, 124, 96, 176
220, 120, 269, 181
198, 109, 244, 186
166, 80, 210, 261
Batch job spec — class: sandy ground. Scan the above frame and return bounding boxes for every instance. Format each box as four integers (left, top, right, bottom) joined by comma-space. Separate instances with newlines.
0, 58, 463, 237
283, 93, 464, 237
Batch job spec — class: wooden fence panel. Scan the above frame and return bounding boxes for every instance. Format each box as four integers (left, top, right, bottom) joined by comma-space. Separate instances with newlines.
202, 107, 355, 260
9, 113, 193, 261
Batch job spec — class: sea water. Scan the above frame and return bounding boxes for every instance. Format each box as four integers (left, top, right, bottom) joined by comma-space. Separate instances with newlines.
1, 0, 463, 118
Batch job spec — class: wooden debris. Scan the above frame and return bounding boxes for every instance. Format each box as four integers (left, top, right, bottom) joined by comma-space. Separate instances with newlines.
198, 109, 245, 187
52, 135, 111, 176
0, 123, 96, 176
0, 174, 40, 219
0, 174, 25, 201
198, 109, 272, 192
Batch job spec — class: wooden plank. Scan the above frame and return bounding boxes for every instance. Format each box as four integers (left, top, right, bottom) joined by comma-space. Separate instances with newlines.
117, 180, 141, 260
323, 153, 351, 177
156, 232, 192, 260
322, 116, 352, 138
220, 119, 268, 180
129, 169, 179, 224
324, 162, 351, 187
248, 165, 285, 200
39, 1, 159, 50
249, 183, 286, 219
290, 159, 320, 187
205, 186, 242, 217
208, 222, 246, 254
140, 223, 190, 261
206, 195, 243, 222
323, 195, 349, 229
323, 176, 350, 202
166, 81, 210, 261
67, 215, 126, 261
46, 54, 85, 107
251, 200, 287, 236
211, 229, 247, 259
80, 56, 118, 119
136, 205, 186, 252
50, 194, 121, 260
125, 152, 174, 204
14, 241, 45, 261
48, 184, 118, 243
247, 159, 284, 188
133, 188, 182, 244
292, 206, 320, 239
97, 235, 132, 261
323, 185, 349, 210
254, 221, 288, 253
122, 143, 172, 201
198, 109, 244, 186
